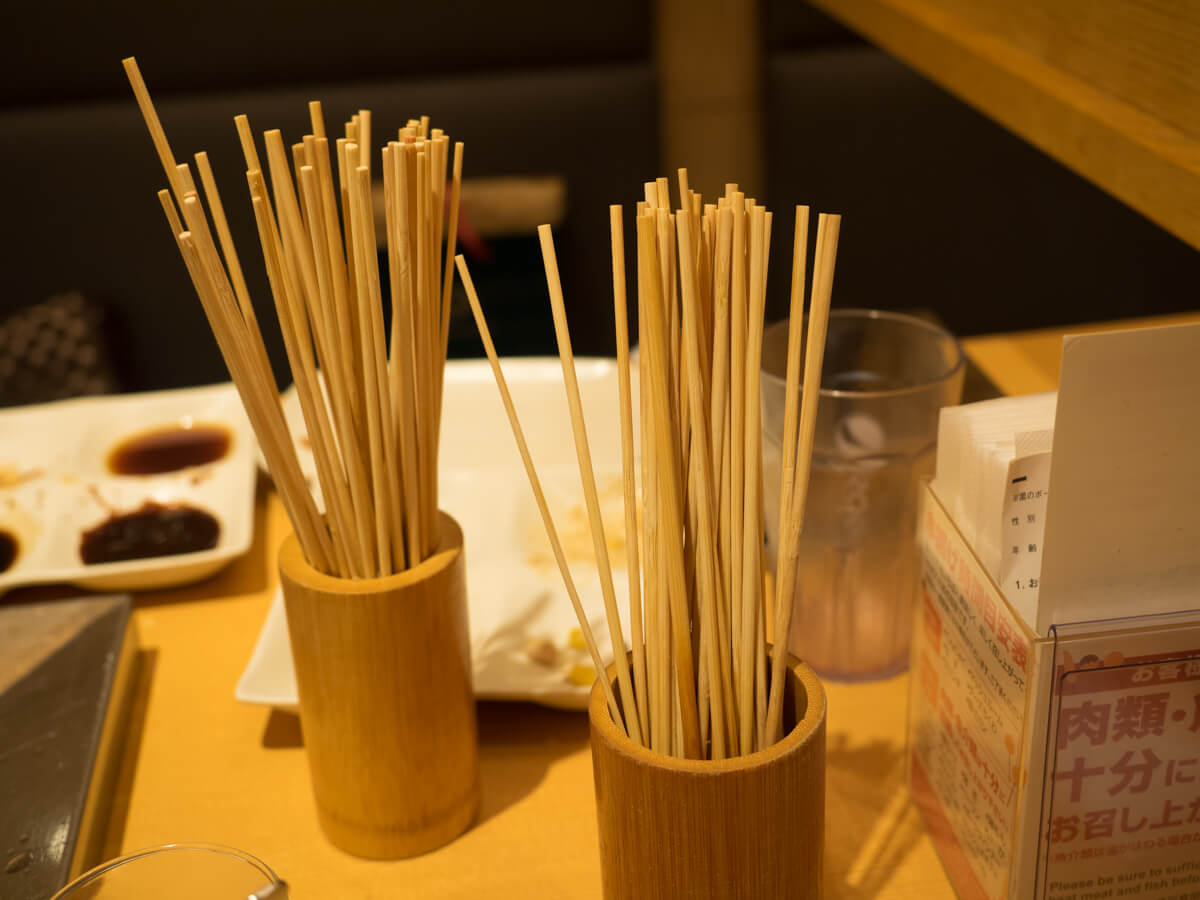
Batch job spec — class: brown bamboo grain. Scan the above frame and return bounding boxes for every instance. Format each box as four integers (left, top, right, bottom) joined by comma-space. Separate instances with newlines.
279, 513, 478, 858
589, 653, 825, 899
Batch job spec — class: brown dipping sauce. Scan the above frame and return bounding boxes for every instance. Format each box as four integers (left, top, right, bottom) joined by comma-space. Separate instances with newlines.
80, 502, 220, 565
107, 424, 232, 475
0, 529, 17, 573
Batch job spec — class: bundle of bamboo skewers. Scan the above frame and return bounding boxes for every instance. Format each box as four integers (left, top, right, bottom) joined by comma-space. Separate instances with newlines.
457, 174, 838, 760
123, 57, 463, 579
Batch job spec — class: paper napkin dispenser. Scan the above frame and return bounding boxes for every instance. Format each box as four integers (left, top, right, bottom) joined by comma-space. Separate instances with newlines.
909, 322, 1200, 900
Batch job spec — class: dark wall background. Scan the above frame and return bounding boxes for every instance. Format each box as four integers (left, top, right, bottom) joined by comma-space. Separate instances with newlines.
1, 2, 1196, 395
0, 1, 655, 392
760, 4, 1200, 332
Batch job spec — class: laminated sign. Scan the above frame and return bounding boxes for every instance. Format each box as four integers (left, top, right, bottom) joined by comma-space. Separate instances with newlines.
910, 322, 1200, 900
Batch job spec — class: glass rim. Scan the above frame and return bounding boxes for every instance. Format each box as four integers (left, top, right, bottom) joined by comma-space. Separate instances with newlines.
50, 842, 281, 898
761, 308, 965, 400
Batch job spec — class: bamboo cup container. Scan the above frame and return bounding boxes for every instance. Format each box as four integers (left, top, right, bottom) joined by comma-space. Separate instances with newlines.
278, 511, 479, 859
589, 654, 826, 900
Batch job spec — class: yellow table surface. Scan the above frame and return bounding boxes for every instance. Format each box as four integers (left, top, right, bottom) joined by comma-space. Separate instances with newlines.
72, 312, 1198, 897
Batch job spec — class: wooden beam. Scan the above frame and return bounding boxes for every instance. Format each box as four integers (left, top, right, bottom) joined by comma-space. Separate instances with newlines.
811, 0, 1200, 251
655, 0, 765, 199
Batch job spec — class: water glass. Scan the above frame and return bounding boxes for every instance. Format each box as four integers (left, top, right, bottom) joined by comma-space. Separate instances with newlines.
49, 843, 284, 899
762, 309, 964, 681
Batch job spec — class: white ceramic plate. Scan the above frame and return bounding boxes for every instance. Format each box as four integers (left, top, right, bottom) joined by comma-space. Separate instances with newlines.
237, 358, 638, 710
0, 383, 257, 593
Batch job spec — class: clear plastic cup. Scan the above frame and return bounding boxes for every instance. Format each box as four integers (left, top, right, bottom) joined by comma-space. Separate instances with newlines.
762, 309, 964, 681
49, 843, 285, 899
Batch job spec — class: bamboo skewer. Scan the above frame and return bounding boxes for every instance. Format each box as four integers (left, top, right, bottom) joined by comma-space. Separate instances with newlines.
315, 137, 371, 510
127, 57, 459, 579
352, 162, 408, 569
383, 145, 423, 568
157, 190, 325, 568
414, 147, 436, 555
728, 193, 748, 742
539, 226, 644, 748
173, 220, 333, 573
677, 212, 728, 760
641, 291, 669, 754
297, 166, 373, 577
345, 154, 393, 575
123, 59, 186, 203
708, 206, 737, 752
245, 184, 353, 580
249, 157, 359, 576
456, 256, 628, 735
736, 208, 761, 752
775, 208, 811, 567
610, 206, 650, 743
249, 194, 350, 580
436, 142, 465, 417
767, 206, 812, 671
742, 207, 771, 750
638, 214, 704, 759
193, 152, 260, 346
335, 138, 365, 429
766, 214, 840, 744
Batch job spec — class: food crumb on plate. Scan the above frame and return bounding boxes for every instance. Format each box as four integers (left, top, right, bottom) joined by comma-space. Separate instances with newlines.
525, 636, 560, 668
0, 465, 43, 489
567, 664, 595, 687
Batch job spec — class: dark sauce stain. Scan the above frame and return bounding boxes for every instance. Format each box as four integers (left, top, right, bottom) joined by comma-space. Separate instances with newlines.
80, 502, 220, 565
107, 424, 231, 475
0, 529, 17, 573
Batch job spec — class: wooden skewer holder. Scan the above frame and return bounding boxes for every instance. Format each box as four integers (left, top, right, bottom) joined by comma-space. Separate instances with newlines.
588, 655, 826, 899
278, 511, 479, 859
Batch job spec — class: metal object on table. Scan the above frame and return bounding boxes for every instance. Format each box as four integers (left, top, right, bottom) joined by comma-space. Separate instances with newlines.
0, 594, 138, 899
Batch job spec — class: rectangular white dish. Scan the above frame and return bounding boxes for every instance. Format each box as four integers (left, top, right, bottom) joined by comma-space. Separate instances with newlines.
0, 383, 257, 593
237, 357, 637, 710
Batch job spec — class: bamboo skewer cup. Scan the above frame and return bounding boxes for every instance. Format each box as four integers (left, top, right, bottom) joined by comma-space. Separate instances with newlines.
278, 511, 479, 859
589, 653, 826, 900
